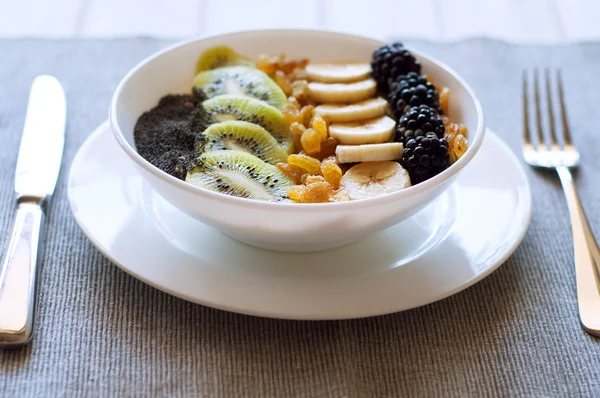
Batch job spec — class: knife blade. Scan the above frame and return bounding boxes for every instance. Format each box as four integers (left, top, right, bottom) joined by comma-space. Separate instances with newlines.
15, 75, 66, 200
0, 75, 66, 346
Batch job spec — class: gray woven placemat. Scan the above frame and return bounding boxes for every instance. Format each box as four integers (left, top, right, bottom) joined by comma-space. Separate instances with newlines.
1, 38, 600, 397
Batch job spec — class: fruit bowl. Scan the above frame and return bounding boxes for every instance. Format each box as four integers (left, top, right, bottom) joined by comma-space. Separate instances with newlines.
110, 29, 485, 252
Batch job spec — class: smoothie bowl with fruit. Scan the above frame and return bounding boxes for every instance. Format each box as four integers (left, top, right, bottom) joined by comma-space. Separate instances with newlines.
111, 30, 484, 252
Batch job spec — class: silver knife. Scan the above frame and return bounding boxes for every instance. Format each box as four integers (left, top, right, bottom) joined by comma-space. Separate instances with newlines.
0, 75, 66, 346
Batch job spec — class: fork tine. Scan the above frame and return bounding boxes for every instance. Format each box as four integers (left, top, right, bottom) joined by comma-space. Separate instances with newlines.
522, 70, 532, 146
545, 68, 559, 148
533, 68, 547, 149
557, 69, 574, 146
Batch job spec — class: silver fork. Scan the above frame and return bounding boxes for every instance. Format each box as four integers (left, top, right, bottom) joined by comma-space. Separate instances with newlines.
523, 69, 600, 336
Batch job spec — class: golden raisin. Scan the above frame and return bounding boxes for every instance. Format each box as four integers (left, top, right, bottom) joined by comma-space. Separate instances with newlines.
288, 154, 321, 175
279, 57, 309, 74
300, 105, 315, 128
449, 133, 468, 164
282, 100, 302, 125
287, 185, 305, 202
311, 113, 328, 141
459, 123, 468, 138
276, 162, 304, 184
289, 67, 309, 81
299, 182, 331, 203
312, 137, 338, 160
256, 54, 308, 77
330, 189, 350, 202
287, 96, 301, 108
290, 122, 306, 152
439, 87, 450, 115
321, 157, 343, 189
444, 123, 459, 143
445, 123, 469, 164
301, 128, 322, 155
305, 175, 327, 185
256, 54, 278, 74
292, 80, 310, 104
274, 70, 292, 96
445, 123, 468, 143
275, 53, 286, 69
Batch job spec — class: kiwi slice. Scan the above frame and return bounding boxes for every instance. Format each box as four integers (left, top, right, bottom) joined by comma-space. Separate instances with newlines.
195, 45, 254, 74
193, 66, 287, 109
200, 121, 288, 165
202, 94, 293, 153
186, 150, 293, 201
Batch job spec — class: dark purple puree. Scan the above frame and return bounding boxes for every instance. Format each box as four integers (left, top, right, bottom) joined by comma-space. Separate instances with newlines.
133, 91, 207, 180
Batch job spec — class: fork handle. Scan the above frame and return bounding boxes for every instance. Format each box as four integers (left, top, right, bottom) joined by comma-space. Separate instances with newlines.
0, 202, 44, 346
556, 166, 600, 336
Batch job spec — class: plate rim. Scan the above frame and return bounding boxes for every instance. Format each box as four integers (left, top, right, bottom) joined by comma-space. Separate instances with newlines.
68, 121, 532, 320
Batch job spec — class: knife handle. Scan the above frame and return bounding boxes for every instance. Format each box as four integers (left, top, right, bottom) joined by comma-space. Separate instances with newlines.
0, 201, 44, 346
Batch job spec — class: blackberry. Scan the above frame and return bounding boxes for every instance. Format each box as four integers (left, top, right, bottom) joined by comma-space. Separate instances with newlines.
388, 72, 441, 119
371, 42, 421, 93
400, 135, 450, 184
395, 105, 445, 145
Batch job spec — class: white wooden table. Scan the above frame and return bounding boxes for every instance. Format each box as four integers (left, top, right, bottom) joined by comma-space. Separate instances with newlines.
0, 0, 597, 42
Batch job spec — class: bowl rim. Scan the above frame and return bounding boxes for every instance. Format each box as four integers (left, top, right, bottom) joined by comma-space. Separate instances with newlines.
110, 28, 485, 211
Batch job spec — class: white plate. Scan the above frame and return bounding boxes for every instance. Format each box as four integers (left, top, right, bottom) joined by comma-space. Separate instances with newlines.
68, 122, 531, 320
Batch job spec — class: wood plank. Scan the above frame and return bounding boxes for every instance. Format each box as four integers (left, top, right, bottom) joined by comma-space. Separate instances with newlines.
203, 0, 320, 35
0, 0, 83, 37
324, 0, 439, 40
81, 0, 201, 37
553, 0, 600, 41
435, 0, 560, 42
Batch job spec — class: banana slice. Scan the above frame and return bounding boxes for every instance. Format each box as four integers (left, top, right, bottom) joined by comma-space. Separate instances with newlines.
308, 78, 377, 104
336, 142, 404, 163
340, 161, 411, 200
329, 115, 396, 145
315, 97, 388, 123
305, 63, 371, 83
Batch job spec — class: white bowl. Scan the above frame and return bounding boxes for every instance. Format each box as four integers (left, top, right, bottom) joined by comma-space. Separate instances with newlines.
110, 29, 485, 252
